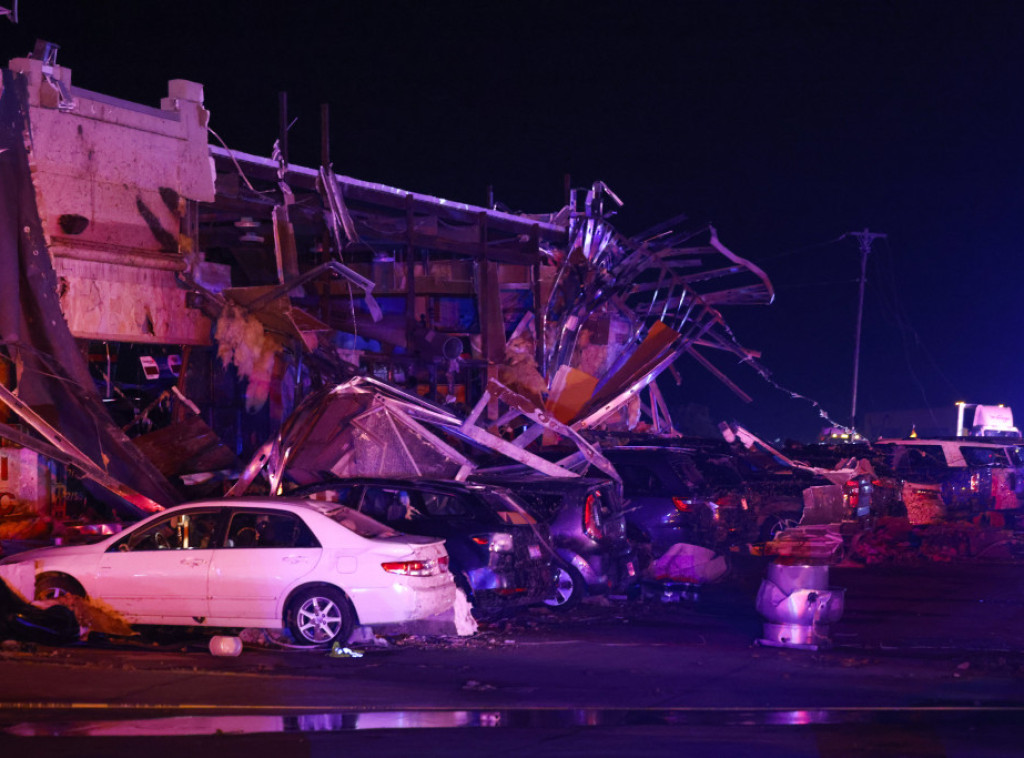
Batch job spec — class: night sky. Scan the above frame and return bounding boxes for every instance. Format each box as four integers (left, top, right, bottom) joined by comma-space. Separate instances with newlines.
2, 1, 1022, 442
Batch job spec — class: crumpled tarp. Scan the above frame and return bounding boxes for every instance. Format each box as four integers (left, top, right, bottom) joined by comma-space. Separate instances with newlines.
649, 542, 728, 584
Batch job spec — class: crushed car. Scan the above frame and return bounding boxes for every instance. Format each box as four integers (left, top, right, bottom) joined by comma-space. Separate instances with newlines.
600, 446, 753, 564
876, 437, 1024, 526
469, 470, 637, 608
0, 577, 80, 645
289, 478, 556, 618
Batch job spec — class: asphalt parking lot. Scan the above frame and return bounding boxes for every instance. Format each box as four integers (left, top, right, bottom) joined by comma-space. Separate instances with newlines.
1, 553, 1022, 756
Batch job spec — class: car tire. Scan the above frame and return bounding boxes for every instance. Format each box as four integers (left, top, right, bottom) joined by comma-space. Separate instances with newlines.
543, 563, 585, 611
758, 512, 801, 542
286, 586, 354, 646
35, 574, 84, 601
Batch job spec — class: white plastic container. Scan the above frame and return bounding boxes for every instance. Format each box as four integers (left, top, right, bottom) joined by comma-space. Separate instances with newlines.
209, 635, 243, 657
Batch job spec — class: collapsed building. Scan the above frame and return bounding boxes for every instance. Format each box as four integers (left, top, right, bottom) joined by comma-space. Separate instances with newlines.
0, 46, 776, 542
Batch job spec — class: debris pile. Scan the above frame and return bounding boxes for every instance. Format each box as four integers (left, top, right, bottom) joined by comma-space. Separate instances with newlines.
849, 517, 1024, 564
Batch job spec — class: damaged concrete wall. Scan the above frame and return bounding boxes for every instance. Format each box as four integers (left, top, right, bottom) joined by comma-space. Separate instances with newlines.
9, 57, 216, 345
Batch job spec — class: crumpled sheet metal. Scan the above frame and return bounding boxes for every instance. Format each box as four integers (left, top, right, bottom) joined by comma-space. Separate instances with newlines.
540, 189, 771, 432
240, 374, 621, 494
266, 380, 474, 490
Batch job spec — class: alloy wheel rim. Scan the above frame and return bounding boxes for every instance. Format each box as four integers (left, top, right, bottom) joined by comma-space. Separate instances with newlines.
297, 597, 342, 642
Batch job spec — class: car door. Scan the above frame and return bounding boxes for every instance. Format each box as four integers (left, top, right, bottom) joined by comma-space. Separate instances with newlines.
207, 508, 322, 621
96, 508, 224, 622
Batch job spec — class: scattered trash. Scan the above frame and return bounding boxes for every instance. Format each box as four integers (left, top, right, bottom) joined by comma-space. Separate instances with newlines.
850, 518, 1024, 564
766, 525, 846, 563
641, 581, 702, 603
329, 642, 364, 658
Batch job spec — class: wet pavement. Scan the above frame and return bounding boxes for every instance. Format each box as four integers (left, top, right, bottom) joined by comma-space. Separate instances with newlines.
0, 554, 1022, 755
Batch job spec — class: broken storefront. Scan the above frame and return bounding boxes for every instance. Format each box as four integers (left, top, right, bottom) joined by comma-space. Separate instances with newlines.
0, 51, 775, 545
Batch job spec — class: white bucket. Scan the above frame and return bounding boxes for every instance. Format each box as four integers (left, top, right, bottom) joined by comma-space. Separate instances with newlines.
209, 635, 243, 657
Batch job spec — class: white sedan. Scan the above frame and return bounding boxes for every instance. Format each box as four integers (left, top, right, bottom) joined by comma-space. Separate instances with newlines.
0, 497, 456, 645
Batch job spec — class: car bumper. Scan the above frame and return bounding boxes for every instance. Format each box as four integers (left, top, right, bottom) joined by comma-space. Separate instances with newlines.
348, 575, 457, 625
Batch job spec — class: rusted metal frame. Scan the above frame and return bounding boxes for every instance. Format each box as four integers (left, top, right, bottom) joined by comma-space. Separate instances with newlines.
405, 193, 417, 354
529, 225, 546, 376
708, 225, 775, 304
636, 396, 659, 433
675, 264, 748, 284
695, 289, 773, 308
0, 383, 164, 512
650, 248, 710, 264
365, 393, 465, 430
319, 166, 360, 246
0, 422, 80, 467
244, 260, 382, 323
686, 345, 754, 403
647, 380, 675, 434
317, 166, 371, 340
541, 246, 576, 370
478, 211, 506, 421
439, 420, 578, 479
574, 346, 687, 433
690, 319, 761, 358
399, 230, 534, 263
675, 305, 720, 351
210, 146, 567, 238
226, 437, 276, 496
657, 273, 685, 324
470, 379, 617, 480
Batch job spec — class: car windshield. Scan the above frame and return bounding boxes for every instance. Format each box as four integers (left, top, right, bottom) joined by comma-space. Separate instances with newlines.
321, 504, 403, 538
885, 444, 946, 473
1006, 446, 1024, 466
961, 446, 1010, 467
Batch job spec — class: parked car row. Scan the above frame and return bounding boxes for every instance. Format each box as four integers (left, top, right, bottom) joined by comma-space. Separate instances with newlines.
289, 478, 558, 616
14, 436, 1001, 649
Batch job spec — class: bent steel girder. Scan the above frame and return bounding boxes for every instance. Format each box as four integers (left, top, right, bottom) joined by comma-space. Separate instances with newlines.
546, 206, 771, 386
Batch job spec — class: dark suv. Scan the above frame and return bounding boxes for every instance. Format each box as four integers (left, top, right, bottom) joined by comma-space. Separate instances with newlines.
470, 472, 637, 609
288, 478, 555, 617
601, 446, 754, 564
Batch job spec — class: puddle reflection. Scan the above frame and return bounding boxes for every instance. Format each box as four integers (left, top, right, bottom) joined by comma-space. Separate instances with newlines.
5, 707, 867, 737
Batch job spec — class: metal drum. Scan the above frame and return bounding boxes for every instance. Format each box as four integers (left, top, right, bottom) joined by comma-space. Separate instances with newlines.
755, 562, 845, 650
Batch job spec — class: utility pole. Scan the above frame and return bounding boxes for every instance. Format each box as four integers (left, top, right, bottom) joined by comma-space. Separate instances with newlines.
847, 228, 886, 429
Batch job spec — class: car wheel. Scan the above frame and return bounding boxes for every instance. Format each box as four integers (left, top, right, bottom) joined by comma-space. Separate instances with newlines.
759, 512, 801, 542
543, 563, 585, 610
35, 574, 84, 601
286, 586, 354, 646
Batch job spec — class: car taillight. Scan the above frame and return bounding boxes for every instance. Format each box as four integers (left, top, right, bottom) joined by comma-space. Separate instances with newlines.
472, 533, 514, 552
584, 494, 604, 540
672, 497, 696, 513
711, 494, 747, 518
381, 557, 447, 576
970, 473, 981, 493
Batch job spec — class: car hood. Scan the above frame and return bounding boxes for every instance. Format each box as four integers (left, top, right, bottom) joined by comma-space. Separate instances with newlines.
0, 541, 108, 565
